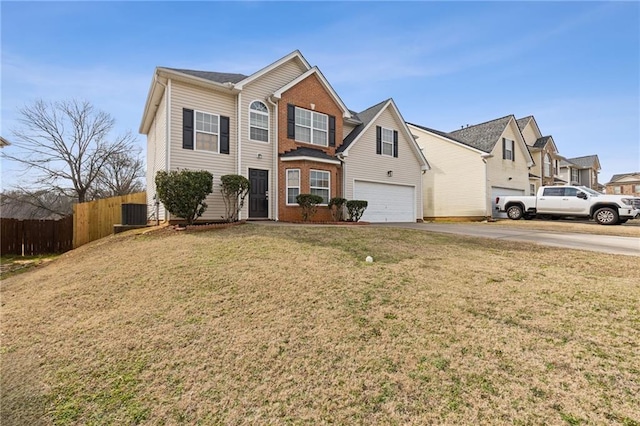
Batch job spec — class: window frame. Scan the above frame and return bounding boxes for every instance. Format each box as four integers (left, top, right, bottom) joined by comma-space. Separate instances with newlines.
504, 138, 514, 161
634, 184, 640, 193
194, 110, 220, 153
294, 106, 328, 147
249, 100, 269, 143
286, 169, 301, 205
571, 169, 580, 183
309, 169, 330, 205
544, 153, 551, 177
613, 186, 621, 195
529, 184, 536, 196
381, 127, 395, 157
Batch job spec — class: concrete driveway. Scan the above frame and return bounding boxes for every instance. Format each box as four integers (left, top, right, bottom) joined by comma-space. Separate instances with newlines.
376, 222, 640, 257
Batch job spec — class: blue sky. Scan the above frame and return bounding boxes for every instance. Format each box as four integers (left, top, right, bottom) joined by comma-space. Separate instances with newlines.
1, 1, 638, 188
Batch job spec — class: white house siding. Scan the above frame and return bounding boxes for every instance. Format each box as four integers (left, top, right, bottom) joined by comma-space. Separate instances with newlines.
343, 122, 357, 139
410, 126, 486, 218
146, 90, 167, 220
169, 80, 237, 221
344, 108, 423, 221
238, 59, 308, 219
486, 120, 530, 216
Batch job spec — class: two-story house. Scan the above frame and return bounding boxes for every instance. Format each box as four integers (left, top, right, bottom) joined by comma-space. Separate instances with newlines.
516, 115, 564, 194
408, 115, 534, 220
606, 172, 640, 196
140, 50, 429, 223
559, 155, 601, 190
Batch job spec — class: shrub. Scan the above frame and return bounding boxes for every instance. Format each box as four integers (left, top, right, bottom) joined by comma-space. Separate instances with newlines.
328, 197, 347, 222
155, 170, 213, 225
220, 174, 250, 222
296, 193, 323, 222
346, 200, 368, 222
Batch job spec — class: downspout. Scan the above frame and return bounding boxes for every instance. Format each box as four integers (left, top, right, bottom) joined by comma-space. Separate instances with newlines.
267, 96, 278, 221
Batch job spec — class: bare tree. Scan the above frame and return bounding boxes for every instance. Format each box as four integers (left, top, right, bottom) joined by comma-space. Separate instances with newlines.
4, 99, 139, 203
0, 189, 74, 219
90, 150, 145, 199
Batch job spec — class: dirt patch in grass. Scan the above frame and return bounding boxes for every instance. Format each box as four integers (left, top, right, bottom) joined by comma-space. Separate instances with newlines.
2, 224, 639, 425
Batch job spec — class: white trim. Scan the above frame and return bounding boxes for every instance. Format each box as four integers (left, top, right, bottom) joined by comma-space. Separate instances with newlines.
248, 100, 270, 143
501, 117, 534, 167
504, 138, 514, 161
408, 124, 488, 156
193, 110, 221, 154
272, 67, 352, 119
280, 156, 341, 165
286, 168, 301, 206
294, 106, 328, 147
166, 79, 171, 172
380, 126, 394, 157
310, 169, 330, 205
352, 179, 417, 221
234, 50, 311, 90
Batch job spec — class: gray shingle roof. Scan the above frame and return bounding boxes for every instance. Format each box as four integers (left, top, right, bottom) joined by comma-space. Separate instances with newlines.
280, 147, 337, 162
516, 116, 533, 131
565, 155, 599, 169
337, 99, 388, 153
407, 122, 483, 152
533, 136, 552, 149
164, 67, 248, 84
609, 172, 640, 183
448, 115, 513, 153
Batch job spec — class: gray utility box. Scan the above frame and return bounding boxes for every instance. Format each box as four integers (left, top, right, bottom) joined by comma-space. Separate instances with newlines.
121, 204, 147, 226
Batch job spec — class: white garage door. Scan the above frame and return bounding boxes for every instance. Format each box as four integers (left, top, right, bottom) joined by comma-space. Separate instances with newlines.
354, 181, 415, 223
491, 186, 525, 218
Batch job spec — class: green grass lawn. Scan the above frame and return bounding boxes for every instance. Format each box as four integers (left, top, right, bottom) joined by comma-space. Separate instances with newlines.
1, 224, 639, 425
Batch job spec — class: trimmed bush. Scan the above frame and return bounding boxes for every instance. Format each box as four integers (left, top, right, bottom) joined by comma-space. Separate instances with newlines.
296, 193, 323, 222
155, 170, 213, 225
346, 200, 368, 222
328, 197, 347, 222
220, 174, 250, 222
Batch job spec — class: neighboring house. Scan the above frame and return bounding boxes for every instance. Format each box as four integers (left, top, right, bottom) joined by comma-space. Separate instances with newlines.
516, 115, 564, 193
408, 114, 534, 220
0, 136, 11, 148
605, 172, 640, 196
559, 155, 601, 190
140, 50, 429, 223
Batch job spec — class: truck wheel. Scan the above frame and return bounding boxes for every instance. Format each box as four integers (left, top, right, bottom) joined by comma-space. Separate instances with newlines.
594, 207, 618, 225
506, 205, 523, 220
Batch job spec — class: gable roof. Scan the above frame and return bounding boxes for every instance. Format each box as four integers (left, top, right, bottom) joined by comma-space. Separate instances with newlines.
272, 66, 352, 119
407, 122, 488, 155
607, 172, 640, 184
234, 50, 311, 90
564, 154, 601, 170
162, 68, 248, 84
516, 116, 533, 131
338, 99, 429, 170
449, 115, 513, 153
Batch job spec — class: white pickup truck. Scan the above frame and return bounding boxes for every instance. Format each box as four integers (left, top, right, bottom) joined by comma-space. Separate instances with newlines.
495, 186, 640, 225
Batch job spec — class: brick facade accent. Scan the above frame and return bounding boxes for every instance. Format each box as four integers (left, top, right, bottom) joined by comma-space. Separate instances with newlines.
277, 73, 345, 222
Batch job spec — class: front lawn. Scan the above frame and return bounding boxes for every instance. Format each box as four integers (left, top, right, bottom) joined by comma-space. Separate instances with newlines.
1, 224, 638, 425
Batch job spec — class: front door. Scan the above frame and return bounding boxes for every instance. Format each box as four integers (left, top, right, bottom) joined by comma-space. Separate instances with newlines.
249, 169, 268, 218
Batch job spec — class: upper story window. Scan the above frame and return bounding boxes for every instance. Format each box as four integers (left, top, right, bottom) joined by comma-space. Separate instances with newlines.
295, 107, 328, 146
544, 153, 551, 177
571, 169, 579, 183
249, 101, 269, 142
195, 111, 219, 152
182, 108, 230, 154
530, 184, 535, 196
554, 159, 559, 175
503, 138, 514, 161
376, 126, 398, 157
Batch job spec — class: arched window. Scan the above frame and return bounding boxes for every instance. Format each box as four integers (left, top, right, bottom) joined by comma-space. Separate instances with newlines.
544, 153, 551, 177
249, 101, 269, 142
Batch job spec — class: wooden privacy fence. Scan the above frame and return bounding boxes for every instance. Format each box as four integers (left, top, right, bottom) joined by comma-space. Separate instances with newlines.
73, 192, 147, 248
1, 216, 73, 256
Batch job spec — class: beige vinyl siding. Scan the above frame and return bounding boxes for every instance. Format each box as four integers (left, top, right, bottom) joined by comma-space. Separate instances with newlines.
343, 122, 357, 140
146, 90, 167, 220
520, 122, 539, 146
410, 126, 486, 218
238, 59, 308, 219
169, 80, 237, 221
344, 108, 423, 220
486, 120, 530, 213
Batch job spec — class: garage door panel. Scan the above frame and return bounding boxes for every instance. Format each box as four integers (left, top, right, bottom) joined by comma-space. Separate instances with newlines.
491, 186, 525, 218
354, 181, 415, 223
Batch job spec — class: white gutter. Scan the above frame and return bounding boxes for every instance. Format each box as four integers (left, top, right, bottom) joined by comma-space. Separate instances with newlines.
267, 96, 279, 221
153, 74, 171, 222
236, 92, 242, 220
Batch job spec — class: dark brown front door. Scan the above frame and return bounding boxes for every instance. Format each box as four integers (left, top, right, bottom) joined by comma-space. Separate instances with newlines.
249, 169, 268, 218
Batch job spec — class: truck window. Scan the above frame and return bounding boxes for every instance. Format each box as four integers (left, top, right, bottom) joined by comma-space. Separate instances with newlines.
564, 187, 578, 197
543, 187, 564, 196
